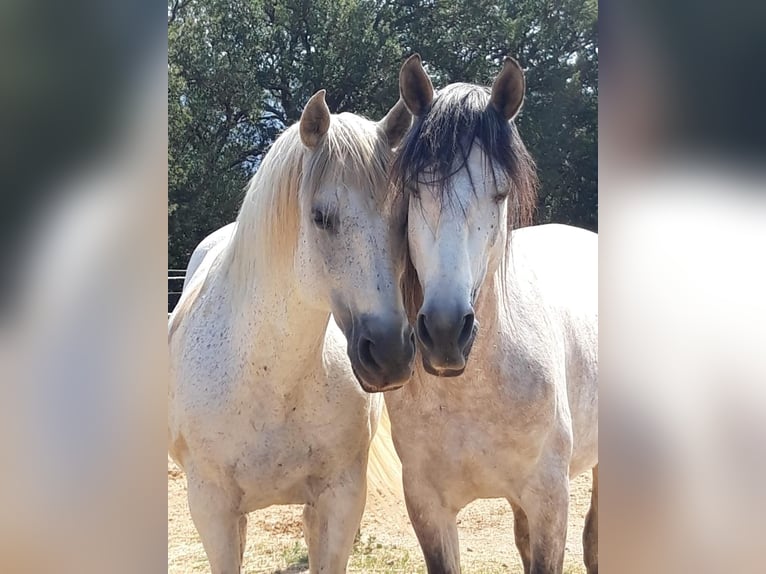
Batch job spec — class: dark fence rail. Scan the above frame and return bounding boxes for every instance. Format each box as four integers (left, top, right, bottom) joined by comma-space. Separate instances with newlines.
168, 269, 185, 313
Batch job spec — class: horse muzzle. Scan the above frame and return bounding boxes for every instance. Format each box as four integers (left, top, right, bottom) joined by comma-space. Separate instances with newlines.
416, 300, 479, 377
346, 315, 416, 392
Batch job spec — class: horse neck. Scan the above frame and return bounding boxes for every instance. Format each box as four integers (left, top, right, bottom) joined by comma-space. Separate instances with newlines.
224, 239, 331, 382
473, 247, 508, 336
220, 132, 333, 380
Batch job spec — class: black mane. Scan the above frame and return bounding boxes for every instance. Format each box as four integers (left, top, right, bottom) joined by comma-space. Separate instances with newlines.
391, 82, 537, 225
393, 81, 539, 321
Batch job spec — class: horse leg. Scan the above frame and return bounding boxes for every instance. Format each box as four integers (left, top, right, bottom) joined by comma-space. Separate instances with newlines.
302, 468, 367, 574
509, 501, 531, 574
583, 465, 598, 574
403, 477, 461, 573
519, 460, 570, 574
187, 478, 244, 574
238, 514, 248, 565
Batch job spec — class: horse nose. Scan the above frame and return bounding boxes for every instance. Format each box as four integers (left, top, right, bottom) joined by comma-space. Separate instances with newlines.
355, 319, 415, 391
417, 303, 475, 368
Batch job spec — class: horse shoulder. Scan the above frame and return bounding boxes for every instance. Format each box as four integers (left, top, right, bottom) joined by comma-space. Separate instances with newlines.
169, 244, 250, 450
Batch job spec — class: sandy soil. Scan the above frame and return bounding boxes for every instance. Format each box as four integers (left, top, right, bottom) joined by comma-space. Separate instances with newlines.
169, 458, 592, 573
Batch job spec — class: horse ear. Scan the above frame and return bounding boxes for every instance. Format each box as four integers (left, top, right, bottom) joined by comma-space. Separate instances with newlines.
378, 99, 412, 148
490, 57, 525, 121
300, 90, 331, 148
399, 54, 434, 116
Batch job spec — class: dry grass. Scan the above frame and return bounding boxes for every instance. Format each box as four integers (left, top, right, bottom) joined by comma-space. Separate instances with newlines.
169, 458, 591, 573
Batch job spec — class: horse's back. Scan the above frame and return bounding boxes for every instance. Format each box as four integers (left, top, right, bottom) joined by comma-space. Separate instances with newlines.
509, 223, 596, 304
509, 223, 598, 473
183, 222, 237, 291
169, 225, 233, 342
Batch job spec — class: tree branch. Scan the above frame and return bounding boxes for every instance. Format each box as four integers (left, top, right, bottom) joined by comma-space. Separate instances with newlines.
226, 146, 266, 170
168, 0, 192, 26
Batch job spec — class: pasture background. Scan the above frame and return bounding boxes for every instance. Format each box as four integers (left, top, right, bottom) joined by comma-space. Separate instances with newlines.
168, 0, 597, 269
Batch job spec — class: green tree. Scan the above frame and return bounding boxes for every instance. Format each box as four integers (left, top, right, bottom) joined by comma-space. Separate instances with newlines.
168, 0, 598, 269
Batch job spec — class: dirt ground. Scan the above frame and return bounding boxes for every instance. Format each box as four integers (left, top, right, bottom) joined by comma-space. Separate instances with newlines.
169, 458, 592, 573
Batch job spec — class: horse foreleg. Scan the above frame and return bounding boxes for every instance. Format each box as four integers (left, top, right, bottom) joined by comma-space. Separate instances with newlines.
583, 465, 598, 574
187, 477, 245, 574
403, 476, 461, 574
509, 500, 531, 574
303, 468, 367, 574
519, 460, 570, 574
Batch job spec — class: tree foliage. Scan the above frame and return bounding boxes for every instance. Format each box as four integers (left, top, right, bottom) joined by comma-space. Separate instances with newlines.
168, 0, 597, 269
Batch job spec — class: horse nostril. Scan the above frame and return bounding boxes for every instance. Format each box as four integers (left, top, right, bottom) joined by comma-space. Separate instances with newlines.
358, 337, 379, 371
417, 313, 433, 348
457, 312, 475, 348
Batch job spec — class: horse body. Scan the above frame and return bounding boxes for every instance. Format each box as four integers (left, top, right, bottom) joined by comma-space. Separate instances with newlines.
169, 91, 413, 573
170, 242, 376, 507
171, 240, 376, 573
387, 224, 597, 506
388, 55, 598, 574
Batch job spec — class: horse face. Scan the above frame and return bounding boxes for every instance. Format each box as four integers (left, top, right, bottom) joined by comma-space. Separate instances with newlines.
406, 146, 507, 376
397, 55, 527, 376
294, 92, 415, 392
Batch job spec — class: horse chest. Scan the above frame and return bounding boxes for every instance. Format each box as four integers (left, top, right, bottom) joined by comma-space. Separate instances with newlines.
230, 406, 369, 510
178, 368, 371, 509
388, 368, 558, 502
234, 425, 351, 507
435, 410, 545, 487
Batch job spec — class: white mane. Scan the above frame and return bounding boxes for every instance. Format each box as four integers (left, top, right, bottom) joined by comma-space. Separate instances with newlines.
223, 113, 392, 295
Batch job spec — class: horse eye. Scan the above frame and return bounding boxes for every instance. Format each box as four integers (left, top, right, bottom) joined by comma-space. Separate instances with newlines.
493, 193, 508, 204
311, 208, 333, 231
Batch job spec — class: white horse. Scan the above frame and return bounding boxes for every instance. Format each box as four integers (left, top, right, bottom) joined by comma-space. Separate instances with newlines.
168, 89, 414, 574
384, 55, 598, 574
